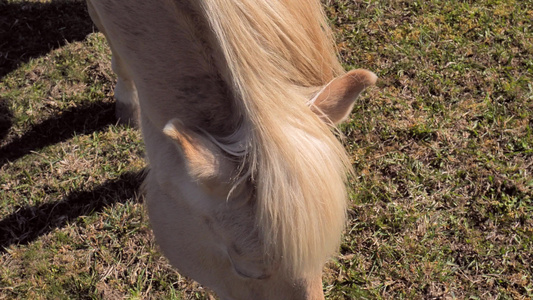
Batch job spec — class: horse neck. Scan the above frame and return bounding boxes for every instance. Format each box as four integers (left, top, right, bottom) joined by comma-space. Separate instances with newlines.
103, 0, 240, 135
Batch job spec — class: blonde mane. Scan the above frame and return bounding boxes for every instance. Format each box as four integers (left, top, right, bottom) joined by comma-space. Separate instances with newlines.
200, 0, 353, 276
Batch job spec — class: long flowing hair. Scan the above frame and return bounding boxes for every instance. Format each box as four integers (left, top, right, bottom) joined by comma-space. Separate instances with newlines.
200, 0, 352, 276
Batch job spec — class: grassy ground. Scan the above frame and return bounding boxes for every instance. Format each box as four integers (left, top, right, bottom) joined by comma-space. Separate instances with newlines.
1, 0, 531, 299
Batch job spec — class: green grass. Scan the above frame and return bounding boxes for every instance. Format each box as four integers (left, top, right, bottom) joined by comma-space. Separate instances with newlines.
1, 0, 532, 299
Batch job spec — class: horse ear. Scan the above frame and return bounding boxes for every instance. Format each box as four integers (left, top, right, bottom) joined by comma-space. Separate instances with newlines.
163, 119, 233, 193
310, 69, 377, 124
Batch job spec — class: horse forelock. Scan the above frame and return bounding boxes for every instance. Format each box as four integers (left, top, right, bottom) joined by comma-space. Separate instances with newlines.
198, 0, 353, 276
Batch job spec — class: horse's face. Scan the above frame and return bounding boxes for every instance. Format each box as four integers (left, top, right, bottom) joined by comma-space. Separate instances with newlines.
145, 69, 376, 299
162, 118, 269, 275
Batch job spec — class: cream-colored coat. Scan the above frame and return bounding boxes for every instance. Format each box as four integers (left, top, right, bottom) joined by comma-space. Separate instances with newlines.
87, 0, 376, 299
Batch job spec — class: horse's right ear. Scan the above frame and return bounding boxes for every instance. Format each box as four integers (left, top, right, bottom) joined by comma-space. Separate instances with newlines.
163, 119, 235, 195
310, 69, 377, 124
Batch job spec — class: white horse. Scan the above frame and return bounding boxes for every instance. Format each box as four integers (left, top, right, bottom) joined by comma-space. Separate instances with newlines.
87, 0, 376, 299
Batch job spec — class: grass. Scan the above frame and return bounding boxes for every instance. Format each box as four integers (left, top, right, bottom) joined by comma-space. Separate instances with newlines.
1, 0, 532, 299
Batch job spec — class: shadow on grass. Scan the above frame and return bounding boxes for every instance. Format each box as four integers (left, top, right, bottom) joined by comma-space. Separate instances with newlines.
0, 0, 96, 147
0, 101, 116, 168
0, 99, 12, 141
0, 0, 95, 78
0, 170, 145, 252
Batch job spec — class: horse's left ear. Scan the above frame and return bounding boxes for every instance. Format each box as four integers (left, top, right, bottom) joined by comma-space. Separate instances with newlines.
310, 69, 377, 124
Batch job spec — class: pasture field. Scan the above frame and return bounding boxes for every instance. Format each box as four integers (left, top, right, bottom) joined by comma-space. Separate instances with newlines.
1, 0, 531, 299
